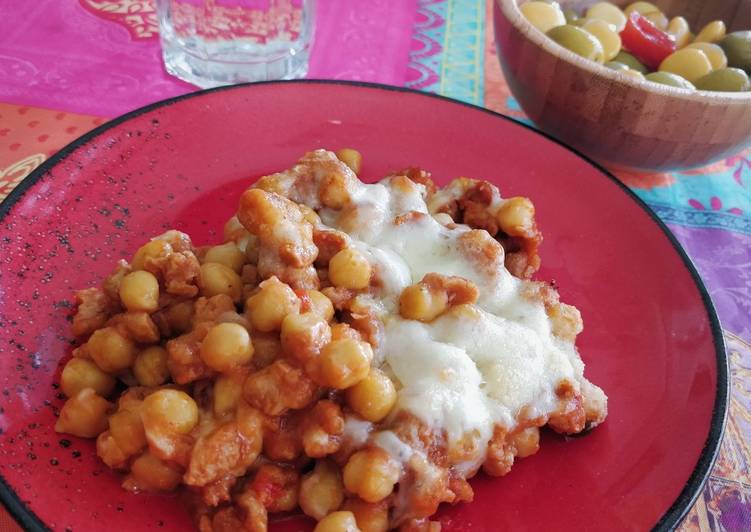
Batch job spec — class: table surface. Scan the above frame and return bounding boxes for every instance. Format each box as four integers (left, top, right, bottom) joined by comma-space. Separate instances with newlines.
0, 1, 749, 531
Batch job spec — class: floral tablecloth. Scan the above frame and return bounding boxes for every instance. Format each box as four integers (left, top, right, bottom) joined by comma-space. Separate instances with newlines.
1, 1, 749, 530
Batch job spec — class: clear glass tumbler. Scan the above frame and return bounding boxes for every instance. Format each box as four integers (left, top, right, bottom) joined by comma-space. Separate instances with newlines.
155, 0, 315, 88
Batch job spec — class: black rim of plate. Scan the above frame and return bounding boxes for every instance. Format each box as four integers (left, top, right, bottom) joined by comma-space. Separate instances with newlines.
0, 80, 729, 531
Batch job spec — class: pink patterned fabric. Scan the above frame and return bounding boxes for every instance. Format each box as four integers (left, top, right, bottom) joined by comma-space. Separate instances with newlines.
0, 0, 417, 117
310, 0, 417, 84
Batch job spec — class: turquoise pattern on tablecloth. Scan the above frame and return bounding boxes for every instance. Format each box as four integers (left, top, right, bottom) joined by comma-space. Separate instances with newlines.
406, 0, 447, 94
634, 158, 751, 234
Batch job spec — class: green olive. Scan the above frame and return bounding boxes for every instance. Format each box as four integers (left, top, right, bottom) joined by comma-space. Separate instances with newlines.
695, 67, 751, 92
613, 51, 649, 74
719, 31, 751, 74
644, 71, 696, 89
547, 24, 604, 63
604, 61, 630, 71
563, 8, 581, 25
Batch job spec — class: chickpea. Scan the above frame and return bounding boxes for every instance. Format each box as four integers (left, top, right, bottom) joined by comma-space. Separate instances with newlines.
407, 275, 476, 320
511, 427, 540, 458
119, 270, 160, 312
314, 511, 361, 532
320, 174, 351, 210
154, 230, 192, 252
306, 289, 335, 321
141, 389, 198, 434
109, 408, 147, 455
200, 262, 243, 303
200, 322, 254, 372
433, 212, 453, 226
328, 248, 371, 290
345, 369, 397, 422
548, 302, 583, 342
330, 323, 362, 342
336, 148, 363, 175
341, 499, 389, 532
87, 327, 138, 373
299, 204, 322, 225
317, 339, 373, 389
496, 197, 535, 237
213, 373, 245, 417
299, 460, 345, 520
223, 215, 247, 242
343, 448, 400, 503
399, 284, 448, 322
60, 357, 116, 398
132, 346, 170, 387
54, 388, 111, 438
129, 451, 182, 491
117, 387, 148, 412
281, 312, 332, 362
131, 239, 171, 271
96, 430, 128, 469
204, 242, 246, 273
245, 277, 300, 332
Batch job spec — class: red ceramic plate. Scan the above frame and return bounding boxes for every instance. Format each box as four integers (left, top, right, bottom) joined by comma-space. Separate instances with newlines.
0, 81, 726, 532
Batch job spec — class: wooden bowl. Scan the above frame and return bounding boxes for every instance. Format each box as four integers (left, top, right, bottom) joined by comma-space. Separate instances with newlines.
493, 0, 751, 171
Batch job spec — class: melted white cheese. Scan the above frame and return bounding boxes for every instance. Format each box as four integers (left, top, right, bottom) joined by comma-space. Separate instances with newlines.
371, 430, 416, 464
384, 317, 493, 442
313, 167, 601, 472
342, 415, 373, 448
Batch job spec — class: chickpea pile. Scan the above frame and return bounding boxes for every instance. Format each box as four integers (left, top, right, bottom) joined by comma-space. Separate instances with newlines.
521, 1, 751, 92
55, 149, 598, 532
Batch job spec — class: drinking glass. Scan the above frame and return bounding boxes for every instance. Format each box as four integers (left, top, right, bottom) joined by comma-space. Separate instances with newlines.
155, 0, 315, 88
